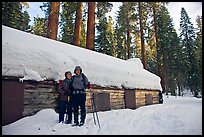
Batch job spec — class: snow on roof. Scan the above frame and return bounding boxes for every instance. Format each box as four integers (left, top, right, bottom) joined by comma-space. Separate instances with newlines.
2, 25, 162, 91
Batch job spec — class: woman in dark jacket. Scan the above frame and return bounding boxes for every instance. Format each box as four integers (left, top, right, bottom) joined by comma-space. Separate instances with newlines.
58, 71, 73, 124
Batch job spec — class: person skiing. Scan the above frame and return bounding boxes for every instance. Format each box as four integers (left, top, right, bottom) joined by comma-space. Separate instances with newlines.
58, 71, 73, 124
71, 66, 89, 126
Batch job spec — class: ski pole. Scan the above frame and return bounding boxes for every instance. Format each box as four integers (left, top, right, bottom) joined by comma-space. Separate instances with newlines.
90, 86, 96, 125
65, 108, 68, 123
89, 83, 100, 129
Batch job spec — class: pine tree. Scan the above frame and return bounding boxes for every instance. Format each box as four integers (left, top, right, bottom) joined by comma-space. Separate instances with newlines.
107, 16, 117, 57
194, 15, 202, 95
95, 2, 113, 55
31, 16, 47, 37
80, 17, 87, 48
2, 2, 30, 31
114, 23, 126, 60
59, 2, 77, 44
95, 16, 109, 54
40, 2, 50, 37
2, 2, 21, 29
179, 7, 197, 95
116, 2, 136, 60
20, 10, 31, 32
156, 5, 180, 94
146, 2, 167, 77
96, 2, 113, 19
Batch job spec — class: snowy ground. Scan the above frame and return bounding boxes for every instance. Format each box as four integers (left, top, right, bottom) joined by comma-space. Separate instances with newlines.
2, 95, 202, 135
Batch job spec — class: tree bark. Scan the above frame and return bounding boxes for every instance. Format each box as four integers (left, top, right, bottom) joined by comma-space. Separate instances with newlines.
73, 2, 83, 46
47, 2, 60, 40
139, 2, 147, 69
152, 3, 164, 91
127, 29, 131, 59
86, 2, 95, 50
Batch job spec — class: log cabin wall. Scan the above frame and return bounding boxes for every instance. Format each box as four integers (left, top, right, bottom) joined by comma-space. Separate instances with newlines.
85, 88, 125, 112
23, 82, 160, 115
3, 78, 161, 125
109, 89, 125, 110
86, 88, 160, 111
23, 80, 59, 117
135, 89, 160, 108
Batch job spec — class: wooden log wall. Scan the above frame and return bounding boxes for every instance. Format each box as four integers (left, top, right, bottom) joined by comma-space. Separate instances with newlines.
85, 91, 92, 113
23, 80, 160, 116
135, 89, 159, 108
109, 89, 125, 109
23, 80, 59, 117
85, 88, 125, 112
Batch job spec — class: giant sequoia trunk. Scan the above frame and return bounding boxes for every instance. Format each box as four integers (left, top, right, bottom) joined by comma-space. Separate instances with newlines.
47, 2, 60, 40
86, 2, 95, 50
139, 2, 147, 69
152, 3, 164, 91
73, 2, 83, 46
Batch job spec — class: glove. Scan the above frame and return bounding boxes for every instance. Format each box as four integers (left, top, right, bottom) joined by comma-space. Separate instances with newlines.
58, 80, 63, 85
89, 83, 92, 89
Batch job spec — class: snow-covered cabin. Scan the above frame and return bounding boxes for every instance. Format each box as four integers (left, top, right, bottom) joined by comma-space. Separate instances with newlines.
2, 25, 162, 125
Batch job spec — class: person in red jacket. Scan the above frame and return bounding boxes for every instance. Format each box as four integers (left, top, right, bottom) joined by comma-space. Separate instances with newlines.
58, 71, 73, 124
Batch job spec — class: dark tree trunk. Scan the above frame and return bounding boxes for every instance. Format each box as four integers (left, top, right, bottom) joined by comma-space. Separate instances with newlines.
153, 3, 164, 90
47, 2, 60, 40
153, 4, 161, 75
73, 2, 83, 46
86, 2, 95, 50
139, 2, 147, 69
127, 29, 131, 59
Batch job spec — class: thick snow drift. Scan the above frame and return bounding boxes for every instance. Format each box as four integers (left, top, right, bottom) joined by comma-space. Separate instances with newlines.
2, 25, 162, 91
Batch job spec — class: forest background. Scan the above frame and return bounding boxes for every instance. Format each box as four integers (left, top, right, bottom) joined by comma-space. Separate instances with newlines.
2, 2, 202, 97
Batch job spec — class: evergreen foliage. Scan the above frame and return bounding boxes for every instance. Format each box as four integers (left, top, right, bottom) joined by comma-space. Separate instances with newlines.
179, 7, 198, 96
3, 2, 202, 96
2, 2, 31, 32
